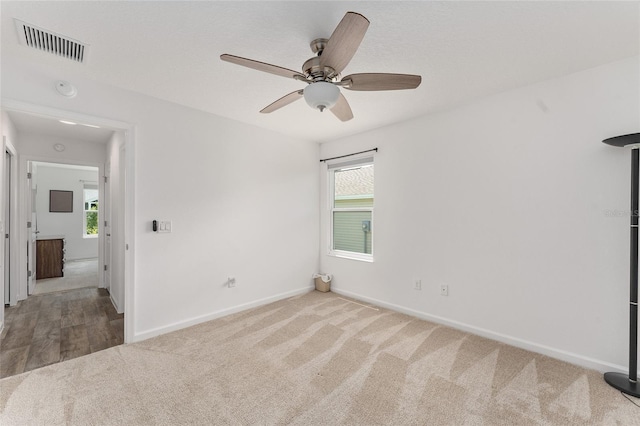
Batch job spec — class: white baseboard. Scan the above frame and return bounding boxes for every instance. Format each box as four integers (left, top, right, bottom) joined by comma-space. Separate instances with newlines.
110, 293, 124, 314
331, 287, 632, 375
132, 286, 314, 343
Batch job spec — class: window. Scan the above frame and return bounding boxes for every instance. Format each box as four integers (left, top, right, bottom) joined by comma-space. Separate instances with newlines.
329, 157, 374, 261
83, 185, 98, 237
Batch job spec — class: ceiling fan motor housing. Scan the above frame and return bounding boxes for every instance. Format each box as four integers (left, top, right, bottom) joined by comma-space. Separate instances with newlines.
303, 56, 337, 81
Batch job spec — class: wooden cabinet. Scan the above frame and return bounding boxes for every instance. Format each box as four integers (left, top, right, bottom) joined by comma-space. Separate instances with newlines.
36, 238, 65, 279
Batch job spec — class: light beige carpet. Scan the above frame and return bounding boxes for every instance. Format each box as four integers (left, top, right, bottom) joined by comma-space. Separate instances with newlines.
1, 291, 638, 425
33, 258, 99, 295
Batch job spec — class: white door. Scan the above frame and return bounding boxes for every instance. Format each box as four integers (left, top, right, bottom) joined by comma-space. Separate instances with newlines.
116, 144, 125, 309
3, 150, 10, 303
109, 143, 126, 312
103, 164, 111, 293
26, 162, 37, 295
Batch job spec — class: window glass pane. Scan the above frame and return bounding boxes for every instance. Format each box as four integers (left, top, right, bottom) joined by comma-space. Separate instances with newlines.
334, 165, 374, 208
86, 211, 98, 235
333, 211, 372, 254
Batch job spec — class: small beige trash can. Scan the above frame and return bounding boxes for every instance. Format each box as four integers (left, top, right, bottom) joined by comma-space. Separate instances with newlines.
313, 273, 332, 292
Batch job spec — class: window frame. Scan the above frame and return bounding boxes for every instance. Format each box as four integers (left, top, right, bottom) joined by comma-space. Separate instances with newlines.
83, 186, 99, 238
327, 157, 374, 262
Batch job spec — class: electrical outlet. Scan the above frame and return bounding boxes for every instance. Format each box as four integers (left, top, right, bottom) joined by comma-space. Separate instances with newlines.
414, 280, 422, 290
227, 277, 236, 288
440, 284, 448, 296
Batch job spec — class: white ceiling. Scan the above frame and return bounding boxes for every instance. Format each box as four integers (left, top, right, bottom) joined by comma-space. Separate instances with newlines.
7, 110, 114, 145
33, 161, 99, 173
2, 1, 638, 143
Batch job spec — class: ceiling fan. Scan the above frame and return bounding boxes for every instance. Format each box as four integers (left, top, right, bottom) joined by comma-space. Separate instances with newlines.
220, 11, 422, 122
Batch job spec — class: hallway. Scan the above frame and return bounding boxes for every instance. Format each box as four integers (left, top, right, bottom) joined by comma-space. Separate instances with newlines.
0, 287, 124, 378
33, 258, 99, 295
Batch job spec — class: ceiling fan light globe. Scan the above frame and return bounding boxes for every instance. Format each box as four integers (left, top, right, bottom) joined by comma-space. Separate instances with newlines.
304, 82, 339, 111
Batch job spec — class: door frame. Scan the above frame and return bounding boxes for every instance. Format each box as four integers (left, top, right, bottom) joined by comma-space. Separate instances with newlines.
26, 159, 103, 295
103, 160, 111, 295
2, 137, 19, 308
2, 99, 136, 344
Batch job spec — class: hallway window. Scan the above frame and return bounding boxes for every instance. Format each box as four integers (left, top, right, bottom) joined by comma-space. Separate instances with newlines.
83, 186, 98, 236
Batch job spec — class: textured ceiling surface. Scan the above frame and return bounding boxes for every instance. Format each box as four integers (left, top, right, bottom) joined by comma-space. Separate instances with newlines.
2, 1, 639, 143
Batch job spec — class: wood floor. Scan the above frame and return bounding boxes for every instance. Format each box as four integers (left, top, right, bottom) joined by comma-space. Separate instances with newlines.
0, 287, 124, 379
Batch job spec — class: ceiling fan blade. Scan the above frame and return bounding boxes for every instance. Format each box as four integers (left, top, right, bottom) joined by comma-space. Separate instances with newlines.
330, 93, 354, 122
260, 90, 304, 114
342, 73, 422, 91
221, 54, 306, 80
319, 12, 369, 75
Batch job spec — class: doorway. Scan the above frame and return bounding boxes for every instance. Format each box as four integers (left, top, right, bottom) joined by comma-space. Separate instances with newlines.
0, 105, 134, 377
28, 161, 101, 295
1, 158, 124, 378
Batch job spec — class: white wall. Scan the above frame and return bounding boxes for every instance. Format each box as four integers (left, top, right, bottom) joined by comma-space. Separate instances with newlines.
2, 56, 320, 341
130, 104, 319, 337
1, 111, 19, 149
33, 164, 99, 260
320, 56, 640, 373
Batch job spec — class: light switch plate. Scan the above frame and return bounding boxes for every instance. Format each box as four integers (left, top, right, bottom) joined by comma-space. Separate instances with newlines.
157, 221, 172, 233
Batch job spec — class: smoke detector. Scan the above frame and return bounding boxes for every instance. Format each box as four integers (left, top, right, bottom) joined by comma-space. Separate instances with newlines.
55, 80, 77, 98
14, 19, 89, 63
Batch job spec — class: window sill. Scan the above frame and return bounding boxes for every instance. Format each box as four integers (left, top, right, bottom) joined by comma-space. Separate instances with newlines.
328, 251, 374, 263
83, 234, 99, 239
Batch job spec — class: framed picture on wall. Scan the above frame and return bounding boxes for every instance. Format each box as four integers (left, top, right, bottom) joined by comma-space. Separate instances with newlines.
50, 190, 73, 213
